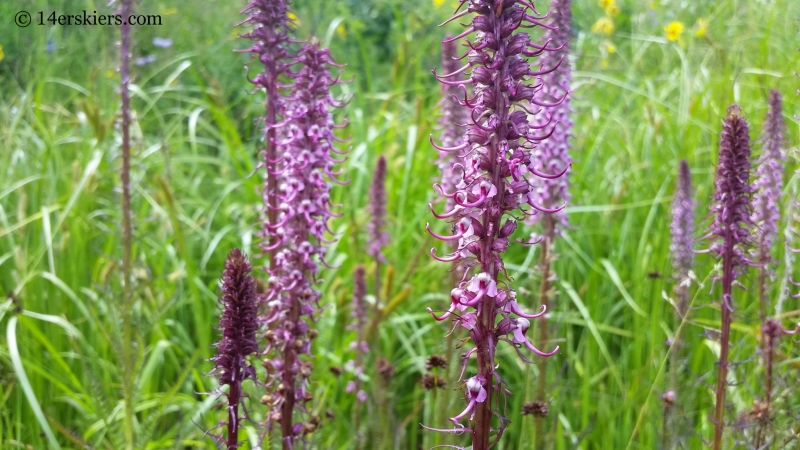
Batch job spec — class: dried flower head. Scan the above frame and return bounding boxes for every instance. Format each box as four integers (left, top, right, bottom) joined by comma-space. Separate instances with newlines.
521, 401, 549, 417
426, 355, 448, 371
375, 357, 396, 381
422, 373, 448, 390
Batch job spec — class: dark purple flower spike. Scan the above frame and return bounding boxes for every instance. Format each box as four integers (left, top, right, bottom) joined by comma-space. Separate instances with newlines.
260, 43, 347, 448
426, 1, 567, 448
703, 105, 754, 450
210, 249, 260, 450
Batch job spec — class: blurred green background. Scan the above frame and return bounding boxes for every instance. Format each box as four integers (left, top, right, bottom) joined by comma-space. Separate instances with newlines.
1, 0, 799, 448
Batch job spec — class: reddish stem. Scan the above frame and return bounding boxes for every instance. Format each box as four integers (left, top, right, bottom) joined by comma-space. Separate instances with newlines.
712, 248, 733, 449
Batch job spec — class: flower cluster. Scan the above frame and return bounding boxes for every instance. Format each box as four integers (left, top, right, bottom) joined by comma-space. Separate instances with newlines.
346, 266, 368, 403
239, 0, 296, 267
706, 104, 754, 286
436, 36, 470, 213
427, 0, 566, 444
210, 249, 259, 450
670, 159, 694, 309
706, 104, 754, 450
528, 0, 573, 233
260, 44, 346, 443
752, 90, 786, 264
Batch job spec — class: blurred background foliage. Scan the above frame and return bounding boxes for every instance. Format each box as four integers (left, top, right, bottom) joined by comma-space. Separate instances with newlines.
0, 0, 799, 448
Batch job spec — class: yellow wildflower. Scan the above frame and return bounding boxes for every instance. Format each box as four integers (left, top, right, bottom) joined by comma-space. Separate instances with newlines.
287, 11, 299, 27
606, 43, 616, 54
695, 18, 708, 38
664, 21, 684, 42
336, 24, 346, 39
591, 17, 615, 35
105, 69, 115, 78
599, 0, 615, 8
605, 4, 620, 16
0, 44, 4, 62
434, 0, 446, 6
161, 7, 178, 15
601, 58, 610, 68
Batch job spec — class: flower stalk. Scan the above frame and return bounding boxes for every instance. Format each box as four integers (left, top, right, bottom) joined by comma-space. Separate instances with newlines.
752, 90, 786, 321
348, 266, 368, 449
705, 105, 754, 450
259, 43, 347, 448
526, 0, 573, 444
664, 159, 694, 448
118, 0, 135, 447
427, 1, 567, 447
367, 155, 388, 315
211, 249, 259, 450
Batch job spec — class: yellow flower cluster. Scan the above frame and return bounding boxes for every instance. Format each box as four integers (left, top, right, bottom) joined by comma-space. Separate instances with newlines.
0, 44, 4, 62
599, 0, 619, 17
592, 0, 618, 36
592, 17, 615, 35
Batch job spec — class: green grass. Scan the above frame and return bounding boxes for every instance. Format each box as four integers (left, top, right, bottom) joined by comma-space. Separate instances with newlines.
1, 0, 799, 448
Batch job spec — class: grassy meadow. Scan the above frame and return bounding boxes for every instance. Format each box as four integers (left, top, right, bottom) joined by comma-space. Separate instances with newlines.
1, 0, 799, 448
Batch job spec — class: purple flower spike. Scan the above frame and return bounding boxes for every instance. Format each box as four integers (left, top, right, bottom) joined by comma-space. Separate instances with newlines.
527, 0, 573, 233
437, 36, 469, 213
670, 160, 694, 314
260, 43, 347, 447
210, 249, 259, 450
428, 1, 566, 447
348, 265, 369, 402
367, 156, 388, 263
706, 105, 754, 450
752, 90, 786, 264
239, 0, 295, 269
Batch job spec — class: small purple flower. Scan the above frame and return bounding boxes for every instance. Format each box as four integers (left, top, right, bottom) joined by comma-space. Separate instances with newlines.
670, 160, 694, 313
210, 249, 259, 450
260, 43, 347, 444
367, 156, 388, 262
427, 1, 566, 446
752, 90, 786, 264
